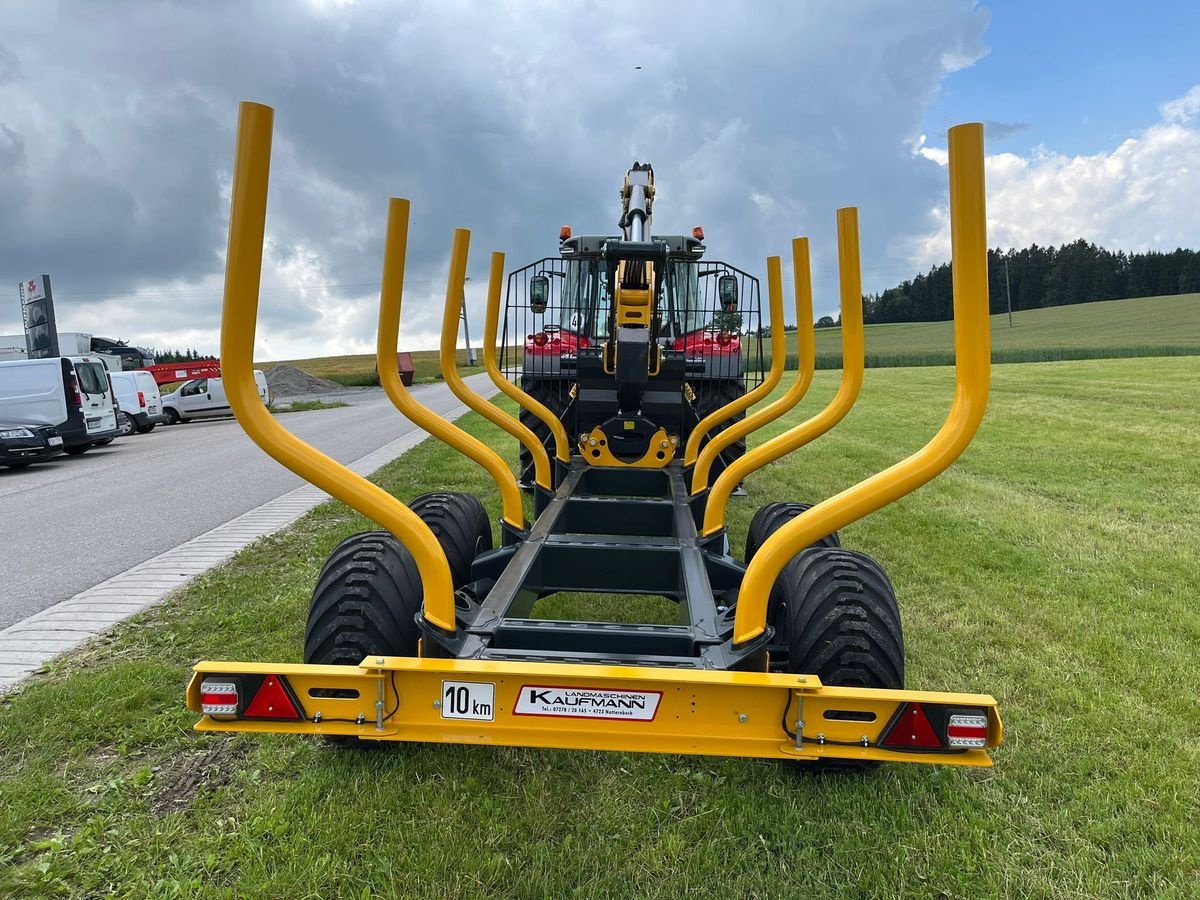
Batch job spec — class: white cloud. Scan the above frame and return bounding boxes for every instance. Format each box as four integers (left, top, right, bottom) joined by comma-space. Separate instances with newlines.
904, 85, 1200, 267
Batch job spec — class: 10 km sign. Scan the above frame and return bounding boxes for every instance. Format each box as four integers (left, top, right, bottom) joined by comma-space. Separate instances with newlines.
440, 681, 495, 721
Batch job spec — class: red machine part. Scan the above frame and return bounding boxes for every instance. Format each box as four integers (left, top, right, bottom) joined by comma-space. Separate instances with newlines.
140, 360, 222, 386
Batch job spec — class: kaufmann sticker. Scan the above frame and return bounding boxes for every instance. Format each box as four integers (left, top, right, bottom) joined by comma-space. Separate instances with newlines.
514, 685, 661, 721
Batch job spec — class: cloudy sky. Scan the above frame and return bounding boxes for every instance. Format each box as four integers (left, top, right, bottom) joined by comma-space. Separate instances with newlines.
1, 0, 1198, 359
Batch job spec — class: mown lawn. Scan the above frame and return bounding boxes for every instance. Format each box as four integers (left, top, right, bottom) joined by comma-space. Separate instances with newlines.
786, 290, 1200, 368
1, 357, 1197, 897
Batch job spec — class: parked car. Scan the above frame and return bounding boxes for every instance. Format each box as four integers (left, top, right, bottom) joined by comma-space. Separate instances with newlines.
161, 371, 270, 424
109, 370, 169, 434
0, 356, 119, 454
0, 420, 64, 469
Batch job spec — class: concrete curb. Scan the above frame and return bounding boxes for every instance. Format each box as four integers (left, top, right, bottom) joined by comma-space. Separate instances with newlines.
0, 401, 476, 694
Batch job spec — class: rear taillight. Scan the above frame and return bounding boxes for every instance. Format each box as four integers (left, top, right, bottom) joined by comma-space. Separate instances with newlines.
879, 703, 991, 751
531, 332, 548, 348
137, 391, 145, 409
717, 331, 733, 346
946, 713, 989, 748
200, 679, 239, 717
70, 374, 82, 407
199, 674, 304, 720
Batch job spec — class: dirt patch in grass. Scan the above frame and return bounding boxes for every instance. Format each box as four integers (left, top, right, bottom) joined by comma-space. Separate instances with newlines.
150, 738, 249, 816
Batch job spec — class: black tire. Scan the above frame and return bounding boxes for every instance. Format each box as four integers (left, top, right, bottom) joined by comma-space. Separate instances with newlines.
5, 462, 31, 469
745, 502, 841, 564
409, 491, 492, 588
518, 378, 568, 486
136, 424, 156, 434
164, 408, 180, 425
304, 532, 424, 747
691, 379, 747, 483
778, 548, 904, 772
116, 412, 135, 437
94, 438, 114, 446
63, 445, 89, 456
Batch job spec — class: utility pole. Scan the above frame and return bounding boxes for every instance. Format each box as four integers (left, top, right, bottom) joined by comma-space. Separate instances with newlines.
1004, 258, 1014, 328
461, 276, 477, 366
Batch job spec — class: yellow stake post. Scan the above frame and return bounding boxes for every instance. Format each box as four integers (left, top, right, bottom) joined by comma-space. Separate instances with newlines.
684, 256, 788, 466
702, 209, 866, 533
376, 204, 525, 531
732, 124, 990, 645
219, 102, 458, 634
691, 237, 817, 494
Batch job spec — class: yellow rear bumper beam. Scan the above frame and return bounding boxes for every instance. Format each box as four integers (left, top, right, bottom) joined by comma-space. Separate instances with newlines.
188, 658, 1002, 766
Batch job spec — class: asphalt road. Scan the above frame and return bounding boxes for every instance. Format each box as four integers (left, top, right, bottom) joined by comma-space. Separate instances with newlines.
0, 375, 497, 630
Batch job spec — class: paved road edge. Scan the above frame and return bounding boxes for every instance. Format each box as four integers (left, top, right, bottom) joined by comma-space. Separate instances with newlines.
0, 401, 476, 694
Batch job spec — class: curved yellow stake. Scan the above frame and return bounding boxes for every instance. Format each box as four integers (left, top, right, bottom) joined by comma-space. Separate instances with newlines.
702, 210, 865, 534
430, 234, 552, 490
220, 102, 457, 633
482, 250, 569, 474
733, 123, 990, 645
376, 201, 525, 531
691, 237, 816, 494
684, 256, 787, 466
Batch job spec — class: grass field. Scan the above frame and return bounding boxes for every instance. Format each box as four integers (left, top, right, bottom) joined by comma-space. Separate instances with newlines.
2, 357, 1198, 896
257, 349, 483, 386
259, 293, 1198, 387
769, 291, 1200, 369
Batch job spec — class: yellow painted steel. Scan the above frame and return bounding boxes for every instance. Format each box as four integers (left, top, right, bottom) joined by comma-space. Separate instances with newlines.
482, 250, 570, 465
691, 237, 817, 494
188, 656, 1001, 765
684, 255, 788, 465
702, 210, 866, 533
614, 260, 654, 326
732, 123, 990, 645
578, 424, 677, 468
218, 102, 457, 634
376, 203, 524, 530
429, 234, 552, 491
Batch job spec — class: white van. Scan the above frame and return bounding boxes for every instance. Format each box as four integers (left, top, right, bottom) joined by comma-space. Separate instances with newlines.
161, 371, 270, 424
109, 370, 168, 434
0, 356, 119, 453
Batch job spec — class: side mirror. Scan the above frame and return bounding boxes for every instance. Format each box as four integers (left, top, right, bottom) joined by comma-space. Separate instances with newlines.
530, 275, 550, 314
718, 274, 738, 312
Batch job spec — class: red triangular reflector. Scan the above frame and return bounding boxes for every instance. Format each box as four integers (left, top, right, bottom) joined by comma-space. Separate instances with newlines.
244, 675, 301, 720
881, 703, 941, 749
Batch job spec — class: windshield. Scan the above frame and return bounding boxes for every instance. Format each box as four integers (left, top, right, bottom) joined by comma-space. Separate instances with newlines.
559, 260, 608, 339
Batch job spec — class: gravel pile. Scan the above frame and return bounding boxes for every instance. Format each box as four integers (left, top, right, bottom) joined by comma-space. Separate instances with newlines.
265, 365, 347, 398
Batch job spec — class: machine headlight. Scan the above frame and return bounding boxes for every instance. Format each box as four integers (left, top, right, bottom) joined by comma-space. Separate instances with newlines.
0, 428, 34, 439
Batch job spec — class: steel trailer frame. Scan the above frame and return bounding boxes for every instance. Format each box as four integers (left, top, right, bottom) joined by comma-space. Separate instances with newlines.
188, 101, 1003, 768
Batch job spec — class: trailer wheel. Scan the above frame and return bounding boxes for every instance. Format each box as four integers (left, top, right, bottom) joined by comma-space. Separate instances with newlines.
409, 491, 492, 588
779, 548, 904, 772
744, 502, 841, 564
692, 379, 746, 482
518, 378, 568, 485
304, 531, 423, 747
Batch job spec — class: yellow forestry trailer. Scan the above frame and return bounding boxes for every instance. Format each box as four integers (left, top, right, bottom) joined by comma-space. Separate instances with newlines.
187, 101, 1002, 770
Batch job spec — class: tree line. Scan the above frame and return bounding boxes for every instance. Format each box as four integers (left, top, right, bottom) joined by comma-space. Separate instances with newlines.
861, 241, 1200, 325
152, 347, 217, 363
